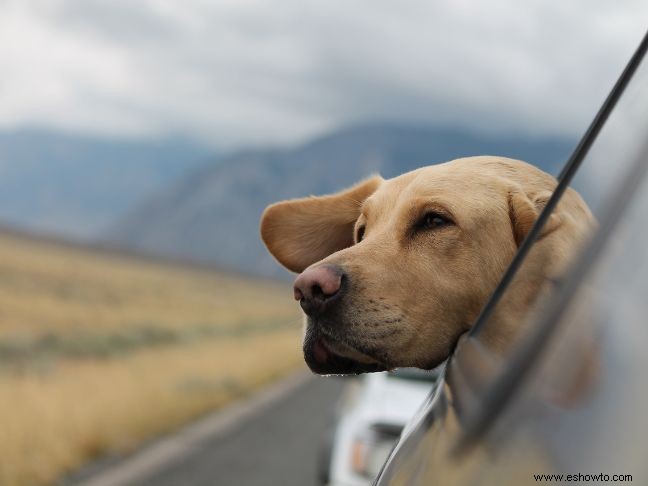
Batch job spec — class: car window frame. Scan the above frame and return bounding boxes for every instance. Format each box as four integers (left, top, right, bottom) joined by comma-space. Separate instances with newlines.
454, 29, 648, 449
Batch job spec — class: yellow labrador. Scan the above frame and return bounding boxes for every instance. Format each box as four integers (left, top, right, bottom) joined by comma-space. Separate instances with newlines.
260, 156, 594, 374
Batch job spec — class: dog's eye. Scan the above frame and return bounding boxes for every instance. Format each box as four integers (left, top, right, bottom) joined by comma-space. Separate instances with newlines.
420, 212, 452, 230
356, 225, 366, 242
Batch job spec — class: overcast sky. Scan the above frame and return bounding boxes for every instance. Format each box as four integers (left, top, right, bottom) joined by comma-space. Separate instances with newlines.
0, 0, 646, 148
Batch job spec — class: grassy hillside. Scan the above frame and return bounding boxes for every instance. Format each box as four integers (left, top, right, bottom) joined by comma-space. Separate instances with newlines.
0, 231, 303, 486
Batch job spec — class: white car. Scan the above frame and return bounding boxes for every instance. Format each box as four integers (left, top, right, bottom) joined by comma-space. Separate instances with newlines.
318, 368, 440, 486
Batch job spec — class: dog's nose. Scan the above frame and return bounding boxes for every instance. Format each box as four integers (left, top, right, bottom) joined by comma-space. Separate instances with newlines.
293, 265, 344, 316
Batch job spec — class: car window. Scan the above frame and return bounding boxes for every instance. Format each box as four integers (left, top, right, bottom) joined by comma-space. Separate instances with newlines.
456, 137, 648, 463
376, 33, 648, 485
468, 32, 648, 356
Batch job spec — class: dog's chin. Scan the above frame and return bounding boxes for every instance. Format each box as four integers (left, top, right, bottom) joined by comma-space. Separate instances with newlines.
303, 328, 388, 375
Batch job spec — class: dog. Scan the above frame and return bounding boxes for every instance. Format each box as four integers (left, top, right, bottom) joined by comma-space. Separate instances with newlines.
260, 156, 594, 374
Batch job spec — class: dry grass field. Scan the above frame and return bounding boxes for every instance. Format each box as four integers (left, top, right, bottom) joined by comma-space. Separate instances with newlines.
0, 231, 303, 486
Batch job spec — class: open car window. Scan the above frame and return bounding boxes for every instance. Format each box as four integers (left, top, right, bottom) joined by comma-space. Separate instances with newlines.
376, 31, 648, 485
454, 29, 648, 442
466, 31, 648, 356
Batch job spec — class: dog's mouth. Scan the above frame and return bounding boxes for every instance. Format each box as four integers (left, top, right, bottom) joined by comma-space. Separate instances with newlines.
303, 326, 389, 375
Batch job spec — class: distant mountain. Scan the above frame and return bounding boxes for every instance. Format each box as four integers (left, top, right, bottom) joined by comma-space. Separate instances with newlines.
106, 123, 575, 277
0, 129, 213, 238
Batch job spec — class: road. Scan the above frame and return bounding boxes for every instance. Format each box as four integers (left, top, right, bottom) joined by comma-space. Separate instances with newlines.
75, 372, 346, 486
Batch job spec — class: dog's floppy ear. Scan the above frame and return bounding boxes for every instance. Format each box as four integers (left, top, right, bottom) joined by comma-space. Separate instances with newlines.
508, 188, 560, 247
260, 176, 382, 273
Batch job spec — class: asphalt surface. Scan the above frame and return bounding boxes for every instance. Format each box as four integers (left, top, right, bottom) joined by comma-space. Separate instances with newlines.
134, 375, 345, 486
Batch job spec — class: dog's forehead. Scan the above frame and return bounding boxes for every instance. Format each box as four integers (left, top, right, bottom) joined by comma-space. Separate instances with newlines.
366, 162, 488, 210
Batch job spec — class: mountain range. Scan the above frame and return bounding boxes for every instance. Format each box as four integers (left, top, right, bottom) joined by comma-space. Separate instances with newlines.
0, 129, 212, 238
105, 123, 575, 277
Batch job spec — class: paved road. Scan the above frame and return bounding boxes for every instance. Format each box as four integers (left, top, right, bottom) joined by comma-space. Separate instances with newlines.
77, 373, 346, 486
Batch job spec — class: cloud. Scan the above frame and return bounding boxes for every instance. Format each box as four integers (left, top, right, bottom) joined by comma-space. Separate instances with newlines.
0, 0, 646, 148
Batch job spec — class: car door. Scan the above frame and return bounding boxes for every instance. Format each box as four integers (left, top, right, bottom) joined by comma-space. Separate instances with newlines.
376, 29, 648, 486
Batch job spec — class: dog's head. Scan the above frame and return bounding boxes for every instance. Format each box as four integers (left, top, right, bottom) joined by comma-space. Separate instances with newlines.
260, 156, 593, 374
